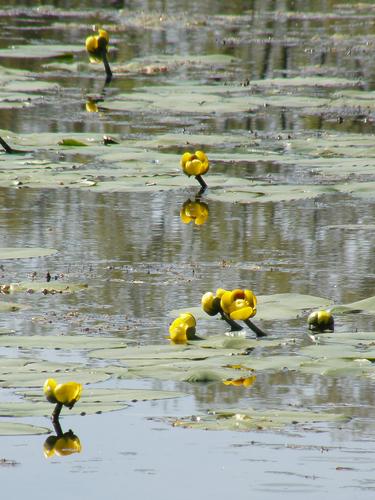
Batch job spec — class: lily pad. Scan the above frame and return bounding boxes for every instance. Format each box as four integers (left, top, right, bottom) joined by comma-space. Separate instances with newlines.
0, 44, 83, 59
0, 248, 58, 260
0, 335, 127, 350
0, 421, 50, 436
169, 407, 348, 431
2, 281, 88, 294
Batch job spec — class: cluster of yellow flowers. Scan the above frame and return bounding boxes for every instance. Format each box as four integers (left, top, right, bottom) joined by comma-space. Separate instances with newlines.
202, 288, 257, 321
169, 287, 264, 344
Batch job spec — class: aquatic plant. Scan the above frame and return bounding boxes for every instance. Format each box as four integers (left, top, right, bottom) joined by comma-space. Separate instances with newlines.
202, 288, 267, 337
43, 378, 83, 422
307, 310, 334, 332
85, 28, 112, 83
180, 198, 209, 225
180, 151, 209, 192
169, 313, 199, 344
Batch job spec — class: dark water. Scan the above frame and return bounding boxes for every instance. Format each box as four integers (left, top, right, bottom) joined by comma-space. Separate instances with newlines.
1, 1, 375, 498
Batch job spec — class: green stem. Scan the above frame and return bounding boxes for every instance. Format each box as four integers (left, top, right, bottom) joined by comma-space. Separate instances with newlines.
244, 319, 267, 337
0, 136, 15, 154
102, 50, 112, 84
52, 419, 63, 437
52, 402, 63, 423
220, 311, 243, 331
195, 174, 207, 192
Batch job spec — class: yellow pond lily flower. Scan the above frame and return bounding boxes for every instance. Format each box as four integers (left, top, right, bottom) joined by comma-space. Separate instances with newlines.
169, 313, 197, 344
43, 378, 83, 408
180, 199, 209, 225
307, 310, 334, 332
220, 288, 257, 321
44, 432, 81, 458
180, 151, 209, 177
85, 28, 109, 63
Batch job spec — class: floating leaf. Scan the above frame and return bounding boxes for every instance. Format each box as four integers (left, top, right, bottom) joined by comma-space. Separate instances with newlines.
0, 335, 127, 351
3, 281, 88, 294
169, 407, 348, 432
0, 422, 50, 436
0, 248, 58, 260
58, 138, 89, 147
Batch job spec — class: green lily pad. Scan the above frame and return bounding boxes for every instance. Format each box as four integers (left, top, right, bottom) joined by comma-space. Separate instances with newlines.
0, 335, 127, 350
58, 138, 89, 147
0, 301, 25, 312
330, 295, 375, 315
169, 407, 348, 431
0, 421, 50, 436
3, 281, 88, 294
0, 44, 83, 59
0, 248, 58, 259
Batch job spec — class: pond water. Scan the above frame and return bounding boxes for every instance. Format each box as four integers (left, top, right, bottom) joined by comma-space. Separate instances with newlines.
1, 0, 375, 498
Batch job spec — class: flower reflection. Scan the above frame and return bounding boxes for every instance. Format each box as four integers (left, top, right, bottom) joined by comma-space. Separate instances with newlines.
180, 198, 209, 226
85, 99, 99, 113
223, 375, 256, 388
44, 420, 81, 458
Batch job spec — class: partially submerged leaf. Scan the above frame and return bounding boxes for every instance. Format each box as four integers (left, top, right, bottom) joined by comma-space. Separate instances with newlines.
0, 248, 58, 260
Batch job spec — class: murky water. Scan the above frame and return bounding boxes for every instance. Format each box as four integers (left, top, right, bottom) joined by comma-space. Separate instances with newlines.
1, 0, 375, 498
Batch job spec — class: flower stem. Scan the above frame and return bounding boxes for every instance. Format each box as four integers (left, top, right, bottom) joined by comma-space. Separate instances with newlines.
102, 50, 112, 84
244, 319, 267, 337
0, 136, 15, 154
52, 402, 63, 423
220, 311, 243, 331
195, 174, 207, 192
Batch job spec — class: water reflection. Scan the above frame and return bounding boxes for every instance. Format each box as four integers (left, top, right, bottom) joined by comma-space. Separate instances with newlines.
43, 420, 81, 459
179, 197, 209, 226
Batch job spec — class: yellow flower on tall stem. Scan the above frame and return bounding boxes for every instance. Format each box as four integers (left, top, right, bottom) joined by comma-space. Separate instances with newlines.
180, 151, 209, 192
43, 378, 83, 422
85, 28, 112, 83
169, 313, 199, 344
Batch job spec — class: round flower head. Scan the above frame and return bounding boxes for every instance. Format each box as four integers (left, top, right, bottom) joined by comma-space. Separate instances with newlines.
201, 291, 222, 316
169, 313, 197, 344
180, 151, 209, 177
180, 199, 209, 225
307, 310, 334, 332
220, 288, 257, 321
85, 28, 110, 63
44, 378, 82, 408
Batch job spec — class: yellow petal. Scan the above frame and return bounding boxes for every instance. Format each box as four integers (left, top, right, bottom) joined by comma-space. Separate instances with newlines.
85, 35, 97, 53
179, 313, 196, 328
244, 289, 256, 309
43, 378, 58, 404
220, 290, 235, 314
180, 152, 193, 169
215, 288, 227, 298
54, 382, 83, 407
230, 306, 254, 320
184, 159, 203, 176
195, 150, 209, 175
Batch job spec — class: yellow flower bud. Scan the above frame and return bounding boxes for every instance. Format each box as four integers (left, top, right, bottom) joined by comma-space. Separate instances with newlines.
169, 313, 197, 344
43, 379, 82, 408
201, 291, 222, 316
180, 151, 209, 177
307, 310, 334, 332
